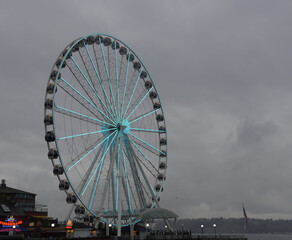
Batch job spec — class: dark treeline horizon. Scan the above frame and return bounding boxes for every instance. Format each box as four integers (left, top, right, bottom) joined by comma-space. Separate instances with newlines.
155, 217, 292, 234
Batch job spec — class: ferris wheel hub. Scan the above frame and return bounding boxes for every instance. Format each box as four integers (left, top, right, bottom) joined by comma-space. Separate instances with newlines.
121, 119, 130, 135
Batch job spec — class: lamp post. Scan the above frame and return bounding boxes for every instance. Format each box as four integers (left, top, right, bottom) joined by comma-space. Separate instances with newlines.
213, 224, 216, 237
201, 224, 204, 234
51, 223, 55, 239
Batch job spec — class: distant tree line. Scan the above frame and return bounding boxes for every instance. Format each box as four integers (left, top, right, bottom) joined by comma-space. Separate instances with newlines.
154, 218, 292, 234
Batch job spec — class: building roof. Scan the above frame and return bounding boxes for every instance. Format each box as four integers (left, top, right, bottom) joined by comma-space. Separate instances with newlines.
0, 180, 36, 196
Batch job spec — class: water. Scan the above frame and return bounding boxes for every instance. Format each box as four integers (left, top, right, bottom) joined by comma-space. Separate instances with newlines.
246, 234, 292, 240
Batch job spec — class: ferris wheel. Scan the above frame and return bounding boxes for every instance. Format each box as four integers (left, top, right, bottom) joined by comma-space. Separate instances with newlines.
44, 33, 167, 228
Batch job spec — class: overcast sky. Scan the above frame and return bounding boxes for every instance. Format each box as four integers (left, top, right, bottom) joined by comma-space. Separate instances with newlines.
1, 0, 292, 220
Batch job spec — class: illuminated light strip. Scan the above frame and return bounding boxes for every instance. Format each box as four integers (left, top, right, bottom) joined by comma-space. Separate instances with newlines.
58, 128, 115, 140
60, 76, 115, 125
99, 38, 118, 119
122, 68, 144, 119
128, 132, 166, 155
129, 138, 150, 161
126, 87, 153, 120
84, 43, 116, 121
55, 105, 116, 128
120, 51, 131, 119
68, 130, 117, 171
114, 41, 120, 121
130, 128, 165, 133
129, 108, 161, 124
89, 131, 118, 209
122, 150, 133, 213
115, 140, 121, 211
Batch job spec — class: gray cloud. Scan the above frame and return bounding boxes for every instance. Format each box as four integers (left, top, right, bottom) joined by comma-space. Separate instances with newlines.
1, 0, 292, 220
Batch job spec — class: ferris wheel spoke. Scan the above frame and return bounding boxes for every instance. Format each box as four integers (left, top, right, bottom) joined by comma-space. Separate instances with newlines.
55, 105, 115, 127
129, 146, 159, 206
125, 87, 153, 120
123, 141, 147, 209
120, 52, 132, 119
128, 138, 159, 177
59, 77, 115, 125
122, 68, 144, 119
65, 63, 111, 124
128, 138, 149, 161
63, 134, 104, 171
122, 150, 133, 213
115, 139, 121, 211
99, 39, 118, 119
98, 136, 120, 212
57, 81, 103, 122
57, 128, 115, 140
67, 130, 117, 171
92, 46, 117, 122
69, 56, 116, 125
114, 41, 120, 121
130, 128, 165, 133
130, 138, 160, 157
78, 142, 105, 196
128, 132, 166, 156
129, 108, 161, 124
90, 131, 118, 211
83, 44, 117, 122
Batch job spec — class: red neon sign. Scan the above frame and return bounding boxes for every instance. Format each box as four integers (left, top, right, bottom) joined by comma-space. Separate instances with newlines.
0, 220, 22, 226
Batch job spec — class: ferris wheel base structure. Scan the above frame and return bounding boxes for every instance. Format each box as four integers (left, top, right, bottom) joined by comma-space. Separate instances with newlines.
44, 33, 170, 235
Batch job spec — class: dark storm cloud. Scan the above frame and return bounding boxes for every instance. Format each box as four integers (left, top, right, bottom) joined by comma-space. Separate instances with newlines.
1, 0, 292, 220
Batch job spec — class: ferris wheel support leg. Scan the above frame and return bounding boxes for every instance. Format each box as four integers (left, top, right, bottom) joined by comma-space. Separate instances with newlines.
130, 219, 134, 240
117, 155, 122, 237
98, 138, 120, 212
123, 140, 146, 209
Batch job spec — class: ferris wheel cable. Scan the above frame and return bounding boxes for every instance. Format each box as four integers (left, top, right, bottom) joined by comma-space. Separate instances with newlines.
128, 139, 158, 177
122, 150, 133, 213
55, 105, 115, 128
119, 167, 132, 214
67, 130, 117, 171
59, 77, 115, 125
57, 81, 104, 123
130, 138, 160, 157
92, 44, 117, 120
117, 54, 125, 120
84, 44, 116, 121
129, 108, 161, 124
65, 61, 111, 124
123, 144, 147, 209
57, 128, 115, 140
115, 139, 121, 211
129, 145, 157, 197
120, 51, 132, 120
122, 68, 144, 119
63, 134, 104, 171
99, 39, 118, 119
91, 131, 118, 211
55, 104, 100, 126
78, 142, 106, 196
114, 41, 120, 121
98, 136, 120, 213
68, 56, 116, 125
126, 86, 153, 120
128, 132, 166, 156
130, 128, 165, 133
122, 147, 143, 210
78, 48, 115, 124
128, 138, 149, 162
